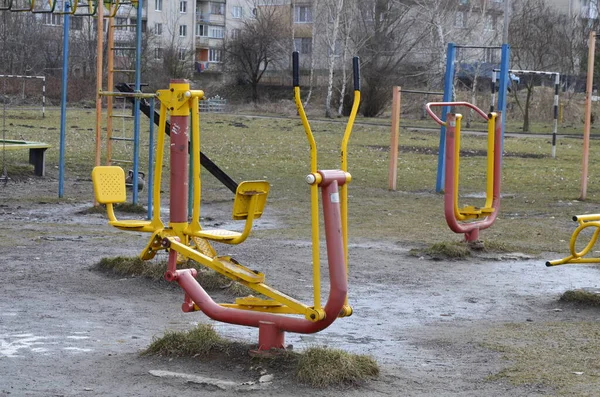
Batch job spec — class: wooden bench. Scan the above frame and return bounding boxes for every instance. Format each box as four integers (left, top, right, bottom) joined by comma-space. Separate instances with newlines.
0, 139, 51, 176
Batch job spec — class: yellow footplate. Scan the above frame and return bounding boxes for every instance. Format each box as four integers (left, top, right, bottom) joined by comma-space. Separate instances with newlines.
459, 205, 494, 216
235, 296, 283, 307
212, 256, 265, 283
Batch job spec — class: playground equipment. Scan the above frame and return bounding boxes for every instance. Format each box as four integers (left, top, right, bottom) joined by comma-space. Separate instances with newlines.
425, 101, 501, 242
546, 214, 600, 266
437, 43, 510, 193
91, 52, 361, 352
388, 87, 443, 190
492, 68, 560, 158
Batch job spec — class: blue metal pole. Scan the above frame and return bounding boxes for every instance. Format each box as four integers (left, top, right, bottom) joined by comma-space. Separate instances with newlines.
147, 97, 155, 220
58, 2, 71, 198
497, 44, 510, 154
436, 42, 456, 193
132, 0, 143, 203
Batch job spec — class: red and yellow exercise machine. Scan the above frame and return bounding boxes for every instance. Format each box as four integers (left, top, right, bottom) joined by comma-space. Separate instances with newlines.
425, 102, 502, 242
546, 215, 600, 266
91, 52, 360, 352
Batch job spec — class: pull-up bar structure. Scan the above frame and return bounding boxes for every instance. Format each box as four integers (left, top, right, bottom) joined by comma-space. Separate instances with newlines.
492, 68, 560, 158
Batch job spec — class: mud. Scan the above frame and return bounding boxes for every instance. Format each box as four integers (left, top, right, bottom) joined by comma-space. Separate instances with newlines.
1, 178, 598, 396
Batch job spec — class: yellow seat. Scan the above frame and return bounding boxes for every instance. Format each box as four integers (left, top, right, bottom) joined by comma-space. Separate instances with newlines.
188, 181, 270, 244
91, 166, 156, 232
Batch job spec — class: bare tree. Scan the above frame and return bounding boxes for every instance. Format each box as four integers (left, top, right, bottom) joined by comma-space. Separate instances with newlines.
224, 1, 290, 102
509, 0, 563, 131
351, 0, 426, 117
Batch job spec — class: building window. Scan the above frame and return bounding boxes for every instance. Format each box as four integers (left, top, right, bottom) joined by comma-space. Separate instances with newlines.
43, 13, 62, 26
209, 48, 222, 62
154, 47, 163, 60
154, 22, 162, 35
70, 17, 82, 30
155, 0, 162, 11
231, 6, 242, 18
294, 38, 312, 54
211, 2, 224, 14
454, 11, 466, 27
196, 24, 207, 36
231, 28, 240, 39
294, 5, 312, 23
484, 15, 495, 31
180, 1, 187, 13
115, 17, 127, 30
178, 48, 186, 60
209, 26, 224, 38
179, 24, 187, 37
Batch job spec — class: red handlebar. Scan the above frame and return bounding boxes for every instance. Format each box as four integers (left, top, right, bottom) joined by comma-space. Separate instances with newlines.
425, 101, 489, 126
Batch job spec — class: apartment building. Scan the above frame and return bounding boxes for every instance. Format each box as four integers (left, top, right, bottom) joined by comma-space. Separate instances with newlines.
546, 0, 599, 19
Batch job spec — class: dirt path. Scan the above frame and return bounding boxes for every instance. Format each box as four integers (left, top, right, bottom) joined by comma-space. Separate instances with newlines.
1, 178, 598, 396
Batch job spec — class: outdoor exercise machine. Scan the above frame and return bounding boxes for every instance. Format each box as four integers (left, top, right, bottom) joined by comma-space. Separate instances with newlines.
91, 52, 361, 352
546, 214, 600, 266
425, 101, 502, 242
437, 43, 510, 193
491, 68, 560, 158
388, 87, 443, 191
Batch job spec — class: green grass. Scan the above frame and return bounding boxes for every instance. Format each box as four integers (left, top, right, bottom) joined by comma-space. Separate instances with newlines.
2, 105, 600, 254
483, 322, 600, 396
142, 325, 379, 387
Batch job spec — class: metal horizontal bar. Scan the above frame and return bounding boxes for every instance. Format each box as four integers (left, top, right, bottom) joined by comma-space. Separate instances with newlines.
110, 137, 135, 141
111, 69, 136, 73
455, 45, 503, 49
111, 159, 134, 163
111, 47, 137, 50
399, 89, 443, 95
99, 90, 157, 98
111, 114, 135, 119
493, 68, 559, 76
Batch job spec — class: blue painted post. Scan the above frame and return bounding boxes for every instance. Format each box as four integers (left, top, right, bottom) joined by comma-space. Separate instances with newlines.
58, 2, 71, 198
497, 44, 510, 153
132, 0, 143, 203
436, 43, 456, 193
147, 97, 155, 220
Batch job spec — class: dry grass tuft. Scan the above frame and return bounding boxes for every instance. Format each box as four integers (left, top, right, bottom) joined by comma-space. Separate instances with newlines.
422, 241, 472, 260
142, 324, 237, 357
560, 289, 600, 306
95, 256, 255, 295
296, 346, 379, 387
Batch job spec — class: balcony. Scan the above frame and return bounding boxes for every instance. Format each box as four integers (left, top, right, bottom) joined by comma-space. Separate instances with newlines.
195, 37, 223, 48
196, 12, 225, 25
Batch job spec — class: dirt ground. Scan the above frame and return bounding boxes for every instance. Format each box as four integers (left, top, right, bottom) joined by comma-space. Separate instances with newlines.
1, 174, 600, 397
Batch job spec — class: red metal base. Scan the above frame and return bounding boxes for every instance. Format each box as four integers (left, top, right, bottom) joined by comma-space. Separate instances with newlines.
464, 228, 480, 242
257, 321, 285, 350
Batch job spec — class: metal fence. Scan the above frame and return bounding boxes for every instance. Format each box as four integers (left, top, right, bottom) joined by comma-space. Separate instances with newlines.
199, 95, 227, 112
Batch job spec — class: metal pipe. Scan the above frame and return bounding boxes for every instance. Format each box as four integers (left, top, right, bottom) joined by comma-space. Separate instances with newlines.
581, 31, 595, 200
58, 1, 70, 198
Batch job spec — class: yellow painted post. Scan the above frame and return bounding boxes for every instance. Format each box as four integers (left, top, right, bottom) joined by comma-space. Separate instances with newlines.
388, 86, 401, 190
581, 31, 595, 200
106, 17, 115, 165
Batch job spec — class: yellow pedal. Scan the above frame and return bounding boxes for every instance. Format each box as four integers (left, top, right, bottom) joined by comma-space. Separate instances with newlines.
459, 205, 482, 216
235, 296, 283, 307
212, 256, 265, 283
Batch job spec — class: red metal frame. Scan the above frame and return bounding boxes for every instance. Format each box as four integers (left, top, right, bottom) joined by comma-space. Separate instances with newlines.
426, 102, 502, 242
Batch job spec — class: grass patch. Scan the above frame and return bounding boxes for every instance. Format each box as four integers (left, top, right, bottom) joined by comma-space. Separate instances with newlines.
296, 346, 379, 387
78, 205, 107, 215
482, 322, 600, 395
410, 241, 472, 260
142, 324, 237, 357
142, 325, 379, 387
560, 289, 600, 306
95, 256, 254, 295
